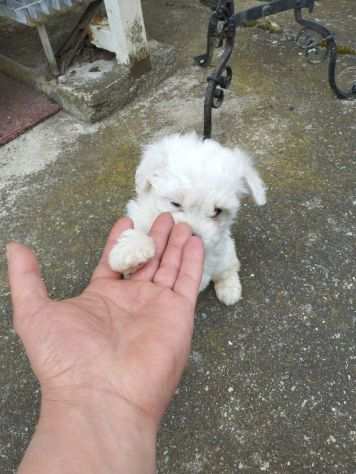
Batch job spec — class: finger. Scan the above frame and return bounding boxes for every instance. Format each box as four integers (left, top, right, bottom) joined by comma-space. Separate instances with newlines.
173, 236, 204, 305
131, 213, 174, 281
91, 217, 133, 281
7, 242, 49, 328
153, 223, 192, 288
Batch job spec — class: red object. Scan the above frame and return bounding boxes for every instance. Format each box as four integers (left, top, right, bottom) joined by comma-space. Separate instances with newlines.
0, 73, 61, 146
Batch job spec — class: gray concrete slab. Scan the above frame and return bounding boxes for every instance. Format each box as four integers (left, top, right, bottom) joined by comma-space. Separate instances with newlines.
1, 0, 356, 472
0, 4, 176, 121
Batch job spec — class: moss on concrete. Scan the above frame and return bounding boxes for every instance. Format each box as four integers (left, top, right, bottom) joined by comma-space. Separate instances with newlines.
336, 44, 356, 56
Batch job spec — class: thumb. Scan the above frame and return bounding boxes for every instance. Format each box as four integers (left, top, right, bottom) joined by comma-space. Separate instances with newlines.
7, 242, 49, 331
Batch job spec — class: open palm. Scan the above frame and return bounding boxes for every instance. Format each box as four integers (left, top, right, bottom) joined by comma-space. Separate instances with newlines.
7, 214, 204, 425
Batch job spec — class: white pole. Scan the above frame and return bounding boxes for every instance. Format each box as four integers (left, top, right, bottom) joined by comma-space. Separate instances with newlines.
89, 0, 150, 67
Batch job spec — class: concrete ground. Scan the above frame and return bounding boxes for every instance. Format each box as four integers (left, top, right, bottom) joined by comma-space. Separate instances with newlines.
1, 0, 356, 472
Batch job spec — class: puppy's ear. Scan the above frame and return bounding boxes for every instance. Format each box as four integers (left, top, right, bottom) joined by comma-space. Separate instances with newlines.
135, 141, 168, 194
234, 148, 267, 206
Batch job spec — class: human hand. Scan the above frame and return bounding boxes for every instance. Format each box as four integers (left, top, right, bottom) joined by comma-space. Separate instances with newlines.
7, 213, 204, 429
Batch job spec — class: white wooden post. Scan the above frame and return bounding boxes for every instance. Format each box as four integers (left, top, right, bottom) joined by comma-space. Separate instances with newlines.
89, 0, 150, 68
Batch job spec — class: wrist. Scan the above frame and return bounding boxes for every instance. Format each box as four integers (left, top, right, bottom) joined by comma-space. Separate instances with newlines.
19, 389, 157, 474
41, 385, 159, 433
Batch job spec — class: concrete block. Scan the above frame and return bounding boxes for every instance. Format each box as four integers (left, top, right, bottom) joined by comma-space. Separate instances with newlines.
39, 40, 176, 122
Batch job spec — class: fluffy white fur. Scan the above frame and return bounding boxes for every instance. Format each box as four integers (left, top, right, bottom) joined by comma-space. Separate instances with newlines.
109, 132, 266, 305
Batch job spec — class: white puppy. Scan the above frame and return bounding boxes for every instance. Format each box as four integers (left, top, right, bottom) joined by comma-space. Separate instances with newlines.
109, 132, 266, 305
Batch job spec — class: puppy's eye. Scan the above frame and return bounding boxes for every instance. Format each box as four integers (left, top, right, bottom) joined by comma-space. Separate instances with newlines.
212, 207, 223, 218
171, 201, 182, 208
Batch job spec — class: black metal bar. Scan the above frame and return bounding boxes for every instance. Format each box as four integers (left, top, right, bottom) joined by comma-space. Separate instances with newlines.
235, 0, 313, 27
294, 8, 356, 100
195, 12, 219, 67
202, 0, 236, 139
198, 0, 356, 140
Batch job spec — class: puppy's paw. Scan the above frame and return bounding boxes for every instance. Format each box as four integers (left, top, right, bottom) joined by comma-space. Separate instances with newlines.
214, 272, 242, 306
109, 229, 155, 274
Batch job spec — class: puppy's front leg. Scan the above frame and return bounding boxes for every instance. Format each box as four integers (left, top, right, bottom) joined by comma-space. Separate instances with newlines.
213, 237, 242, 306
109, 229, 155, 274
